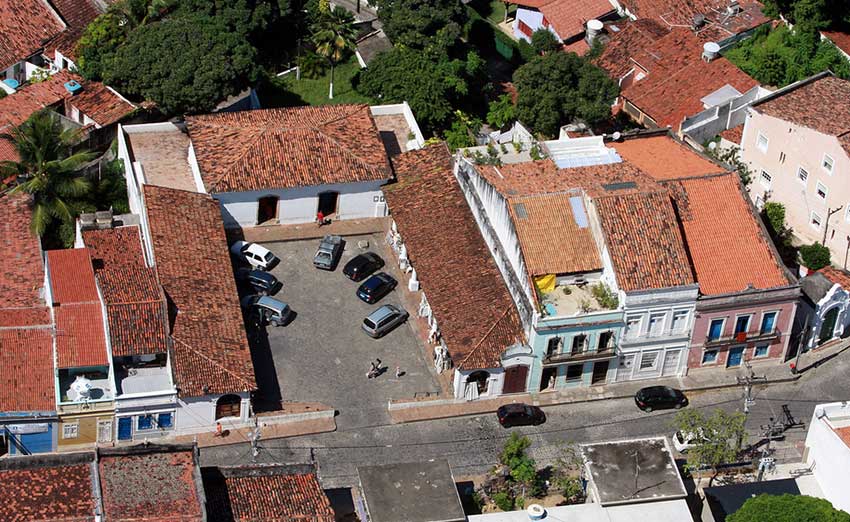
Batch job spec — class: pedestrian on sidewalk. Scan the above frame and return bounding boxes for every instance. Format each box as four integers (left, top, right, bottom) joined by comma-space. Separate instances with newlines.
396, 366, 402, 378
316, 210, 325, 227
367, 361, 378, 379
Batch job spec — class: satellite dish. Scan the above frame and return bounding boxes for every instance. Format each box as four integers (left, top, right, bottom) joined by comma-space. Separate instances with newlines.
612, 131, 622, 141
70, 375, 92, 400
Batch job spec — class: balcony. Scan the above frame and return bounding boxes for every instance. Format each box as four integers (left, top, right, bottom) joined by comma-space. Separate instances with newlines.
704, 328, 781, 347
543, 345, 617, 365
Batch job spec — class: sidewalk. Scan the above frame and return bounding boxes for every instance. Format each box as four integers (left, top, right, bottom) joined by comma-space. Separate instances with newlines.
388, 338, 850, 424
231, 217, 388, 243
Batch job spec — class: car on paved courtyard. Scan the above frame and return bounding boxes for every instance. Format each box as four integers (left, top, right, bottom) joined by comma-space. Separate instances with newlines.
236, 268, 282, 295
362, 304, 409, 338
231, 241, 279, 271
313, 234, 344, 270
343, 252, 385, 282
241, 295, 292, 326
497, 403, 546, 428
357, 272, 397, 304
634, 386, 688, 412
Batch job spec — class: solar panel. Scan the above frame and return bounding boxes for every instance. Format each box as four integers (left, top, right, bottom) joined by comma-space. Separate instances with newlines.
569, 196, 588, 228
602, 181, 638, 191
513, 202, 528, 219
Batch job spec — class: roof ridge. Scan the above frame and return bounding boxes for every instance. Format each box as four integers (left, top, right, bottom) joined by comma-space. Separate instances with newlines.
205, 128, 266, 192
458, 307, 516, 368
172, 336, 254, 390
314, 127, 389, 179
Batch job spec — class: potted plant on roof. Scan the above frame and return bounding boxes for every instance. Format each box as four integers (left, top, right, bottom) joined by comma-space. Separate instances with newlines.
798, 242, 831, 277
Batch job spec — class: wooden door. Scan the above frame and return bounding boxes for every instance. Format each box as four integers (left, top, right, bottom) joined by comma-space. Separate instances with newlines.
503, 365, 529, 394
591, 361, 609, 384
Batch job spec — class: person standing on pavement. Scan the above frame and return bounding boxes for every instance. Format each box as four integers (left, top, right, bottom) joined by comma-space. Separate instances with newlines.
317, 210, 325, 227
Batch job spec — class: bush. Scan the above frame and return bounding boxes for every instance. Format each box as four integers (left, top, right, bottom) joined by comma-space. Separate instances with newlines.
799, 243, 831, 270
763, 201, 786, 236
591, 282, 618, 309
728, 493, 850, 522
530, 29, 560, 54
492, 491, 515, 511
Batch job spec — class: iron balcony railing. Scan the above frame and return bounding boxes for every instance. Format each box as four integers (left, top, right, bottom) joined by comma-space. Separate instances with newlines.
705, 327, 781, 347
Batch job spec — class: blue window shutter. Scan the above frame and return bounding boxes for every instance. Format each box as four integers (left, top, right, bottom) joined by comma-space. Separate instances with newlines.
158, 413, 173, 428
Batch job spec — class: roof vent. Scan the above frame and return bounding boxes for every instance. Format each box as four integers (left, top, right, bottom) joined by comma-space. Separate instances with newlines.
527, 504, 546, 521
702, 42, 721, 62
586, 19, 604, 44
727, 0, 741, 15
692, 13, 706, 29
64, 80, 83, 95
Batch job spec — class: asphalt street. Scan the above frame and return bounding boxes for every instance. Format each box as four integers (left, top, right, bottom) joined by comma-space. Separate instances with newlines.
201, 350, 850, 488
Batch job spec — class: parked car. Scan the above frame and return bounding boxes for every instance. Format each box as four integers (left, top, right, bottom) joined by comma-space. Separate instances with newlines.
241, 295, 292, 326
362, 304, 409, 338
497, 403, 546, 428
231, 241, 279, 271
236, 268, 282, 296
313, 235, 343, 270
357, 272, 397, 304
343, 252, 384, 282
634, 386, 688, 412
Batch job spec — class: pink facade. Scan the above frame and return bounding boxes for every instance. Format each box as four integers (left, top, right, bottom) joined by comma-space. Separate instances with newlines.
687, 288, 799, 371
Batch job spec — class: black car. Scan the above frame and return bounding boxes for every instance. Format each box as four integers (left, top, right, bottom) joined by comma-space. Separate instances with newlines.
356, 272, 397, 304
634, 386, 688, 412
343, 252, 385, 282
236, 268, 282, 296
497, 403, 546, 428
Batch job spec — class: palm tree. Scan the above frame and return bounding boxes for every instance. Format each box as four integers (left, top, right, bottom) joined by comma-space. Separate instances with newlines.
0, 111, 96, 237
311, 6, 357, 100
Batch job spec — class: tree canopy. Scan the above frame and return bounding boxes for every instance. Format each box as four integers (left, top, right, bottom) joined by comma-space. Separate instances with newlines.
672, 408, 746, 481
512, 51, 618, 137
728, 494, 850, 522
530, 29, 561, 54
371, 0, 468, 48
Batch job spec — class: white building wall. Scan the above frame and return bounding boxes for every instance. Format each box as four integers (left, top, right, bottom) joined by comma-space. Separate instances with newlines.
175, 392, 251, 435
513, 9, 560, 42
804, 402, 850, 514
808, 284, 850, 349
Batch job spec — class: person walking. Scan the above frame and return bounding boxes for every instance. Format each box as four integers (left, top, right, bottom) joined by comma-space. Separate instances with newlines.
396, 366, 402, 378
317, 210, 325, 227
367, 361, 378, 379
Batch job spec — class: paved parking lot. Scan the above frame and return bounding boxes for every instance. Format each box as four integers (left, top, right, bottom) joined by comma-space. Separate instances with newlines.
252, 234, 441, 430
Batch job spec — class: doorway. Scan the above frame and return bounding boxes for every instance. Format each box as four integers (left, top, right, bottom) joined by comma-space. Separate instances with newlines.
727, 346, 745, 367
256, 195, 279, 225
467, 371, 490, 395
215, 394, 242, 420
591, 361, 609, 385
503, 365, 529, 394
540, 367, 557, 391
661, 349, 681, 377
317, 191, 339, 217
819, 307, 839, 345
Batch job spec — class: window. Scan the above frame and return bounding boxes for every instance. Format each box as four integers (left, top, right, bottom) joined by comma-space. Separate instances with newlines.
759, 170, 772, 189
517, 19, 533, 37
546, 337, 562, 357
760, 311, 778, 334
158, 412, 173, 429
639, 351, 659, 371
702, 349, 719, 364
823, 154, 834, 174
816, 182, 828, 200
757, 133, 769, 153
797, 166, 808, 184
754, 194, 764, 210
215, 394, 242, 420
671, 310, 689, 332
708, 318, 725, 340
648, 313, 665, 336
811, 211, 822, 230
753, 344, 770, 358
565, 364, 583, 382
779, 151, 786, 163
96, 420, 112, 443
598, 331, 614, 351
137, 415, 154, 431
625, 315, 642, 339
62, 422, 79, 439
571, 334, 587, 355
734, 315, 751, 335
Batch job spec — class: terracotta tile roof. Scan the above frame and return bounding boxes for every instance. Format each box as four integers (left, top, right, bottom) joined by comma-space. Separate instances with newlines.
563, 38, 590, 54
46, 0, 103, 61
203, 465, 335, 522
186, 104, 392, 193
0, 194, 45, 312
143, 185, 256, 396
508, 192, 602, 275
55, 302, 108, 368
663, 173, 791, 295
99, 447, 204, 521
751, 75, 850, 156
621, 29, 758, 128
83, 225, 146, 270
0, 137, 19, 162
835, 426, 850, 449
0, 327, 55, 412
611, 134, 725, 180
822, 30, 850, 57
819, 266, 850, 290
595, 19, 669, 79
46, 248, 99, 304
719, 124, 744, 144
0, 0, 65, 70
541, 0, 615, 39
384, 144, 523, 370
594, 189, 695, 291
69, 81, 136, 127
618, 0, 768, 38
0, 461, 96, 522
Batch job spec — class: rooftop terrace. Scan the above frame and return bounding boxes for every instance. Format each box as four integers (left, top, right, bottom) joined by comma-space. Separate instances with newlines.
540, 281, 617, 317
125, 125, 198, 193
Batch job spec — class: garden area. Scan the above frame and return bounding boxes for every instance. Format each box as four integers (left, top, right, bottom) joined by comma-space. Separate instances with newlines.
259, 56, 372, 108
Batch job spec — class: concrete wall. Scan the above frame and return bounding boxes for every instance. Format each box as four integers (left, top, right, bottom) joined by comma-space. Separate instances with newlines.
681, 86, 765, 144
175, 392, 251, 435
741, 110, 850, 261
804, 402, 850, 514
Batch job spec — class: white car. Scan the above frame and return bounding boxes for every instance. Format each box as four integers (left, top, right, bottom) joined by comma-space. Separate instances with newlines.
230, 241, 279, 271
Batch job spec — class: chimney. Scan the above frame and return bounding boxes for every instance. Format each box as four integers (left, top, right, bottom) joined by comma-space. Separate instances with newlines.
585, 19, 603, 45
727, 0, 741, 15
702, 42, 720, 62
692, 13, 706, 30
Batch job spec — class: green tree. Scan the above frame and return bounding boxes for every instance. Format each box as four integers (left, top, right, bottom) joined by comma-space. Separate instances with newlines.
298, 50, 328, 79
373, 0, 468, 49
311, 6, 357, 99
499, 433, 542, 497
530, 29, 560, 54
0, 111, 96, 239
443, 111, 481, 151
763, 202, 786, 237
487, 94, 516, 130
76, 12, 131, 81
106, 14, 258, 115
728, 494, 850, 522
672, 408, 746, 485
799, 242, 831, 270
513, 51, 618, 137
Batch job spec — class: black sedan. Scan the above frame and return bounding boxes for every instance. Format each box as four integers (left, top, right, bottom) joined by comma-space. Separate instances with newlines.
634, 386, 688, 412
343, 252, 385, 282
236, 268, 282, 296
497, 403, 546, 428
356, 272, 397, 304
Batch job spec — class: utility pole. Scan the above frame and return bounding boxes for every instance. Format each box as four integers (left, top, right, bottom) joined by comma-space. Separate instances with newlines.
822, 205, 843, 246
844, 235, 850, 270
250, 418, 262, 462
792, 316, 812, 374
737, 362, 765, 414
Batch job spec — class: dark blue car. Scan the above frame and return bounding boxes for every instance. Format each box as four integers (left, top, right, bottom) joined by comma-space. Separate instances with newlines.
357, 272, 397, 304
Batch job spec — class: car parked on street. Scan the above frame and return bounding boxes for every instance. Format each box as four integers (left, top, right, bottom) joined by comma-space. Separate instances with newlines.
343, 252, 384, 282
236, 268, 282, 296
634, 386, 688, 412
231, 241, 279, 271
497, 403, 546, 428
356, 272, 397, 304
362, 304, 409, 338
241, 295, 292, 326
313, 235, 343, 270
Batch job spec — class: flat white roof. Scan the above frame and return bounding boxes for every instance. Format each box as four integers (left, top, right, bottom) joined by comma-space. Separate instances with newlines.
467, 499, 692, 522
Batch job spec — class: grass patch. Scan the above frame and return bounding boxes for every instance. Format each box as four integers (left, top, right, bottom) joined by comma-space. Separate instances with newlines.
468, 0, 508, 25
259, 56, 373, 108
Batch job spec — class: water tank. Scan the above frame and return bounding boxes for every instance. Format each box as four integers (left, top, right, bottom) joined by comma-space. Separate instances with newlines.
586, 19, 604, 43
70, 375, 92, 400
63, 80, 83, 95
527, 504, 546, 520
702, 42, 721, 62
